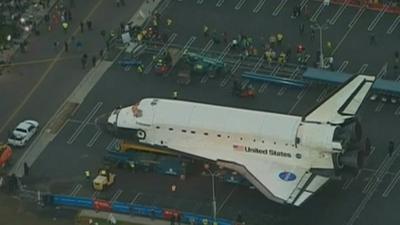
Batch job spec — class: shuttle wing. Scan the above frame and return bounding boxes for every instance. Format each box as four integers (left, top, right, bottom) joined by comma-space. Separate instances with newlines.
304, 75, 375, 124
217, 159, 329, 206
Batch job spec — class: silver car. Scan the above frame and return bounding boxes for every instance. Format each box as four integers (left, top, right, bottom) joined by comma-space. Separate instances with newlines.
7, 120, 39, 147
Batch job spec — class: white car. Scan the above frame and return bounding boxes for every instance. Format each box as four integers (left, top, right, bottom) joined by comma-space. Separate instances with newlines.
7, 120, 39, 147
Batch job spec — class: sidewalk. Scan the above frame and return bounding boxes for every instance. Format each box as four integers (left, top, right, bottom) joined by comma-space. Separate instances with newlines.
79, 210, 174, 225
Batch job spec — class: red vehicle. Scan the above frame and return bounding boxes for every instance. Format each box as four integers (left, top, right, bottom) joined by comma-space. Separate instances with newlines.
0, 144, 12, 168
232, 81, 256, 98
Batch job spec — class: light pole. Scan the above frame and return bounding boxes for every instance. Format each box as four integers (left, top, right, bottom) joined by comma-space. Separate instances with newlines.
204, 163, 217, 221
310, 21, 329, 69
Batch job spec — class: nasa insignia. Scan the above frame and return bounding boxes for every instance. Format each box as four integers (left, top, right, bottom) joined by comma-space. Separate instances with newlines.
279, 171, 296, 181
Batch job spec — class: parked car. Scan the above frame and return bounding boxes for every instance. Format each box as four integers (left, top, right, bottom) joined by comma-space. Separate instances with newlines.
7, 120, 39, 147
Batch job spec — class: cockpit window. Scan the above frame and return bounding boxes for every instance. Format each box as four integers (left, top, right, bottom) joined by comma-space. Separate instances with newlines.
131, 104, 142, 118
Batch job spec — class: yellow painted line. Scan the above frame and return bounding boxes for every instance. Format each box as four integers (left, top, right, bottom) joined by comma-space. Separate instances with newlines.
0, 0, 105, 134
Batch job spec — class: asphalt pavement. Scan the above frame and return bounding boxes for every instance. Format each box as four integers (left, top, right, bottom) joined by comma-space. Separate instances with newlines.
8, 1, 400, 225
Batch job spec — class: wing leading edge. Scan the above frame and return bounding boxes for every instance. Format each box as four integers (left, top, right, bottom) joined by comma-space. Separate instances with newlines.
304, 75, 375, 124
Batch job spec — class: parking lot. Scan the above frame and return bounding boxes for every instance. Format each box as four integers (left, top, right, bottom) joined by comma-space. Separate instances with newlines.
23, 1, 400, 225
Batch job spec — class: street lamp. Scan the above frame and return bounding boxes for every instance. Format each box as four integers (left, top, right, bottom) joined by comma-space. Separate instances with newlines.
204, 163, 217, 221
310, 21, 329, 69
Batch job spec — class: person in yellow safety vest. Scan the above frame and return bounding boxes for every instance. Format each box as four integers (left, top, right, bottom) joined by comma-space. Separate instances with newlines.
203, 25, 209, 37
264, 50, 272, 64
167, 18, 172, 27
137, 33, 143, 42
278, 52, 287, 65
202, 218, 209, 225
152, 18, 158, 27
62, 22, 69, 33
276, 32, 283, 45
84, 170, 90, 180
212, 221, 218, 225
173, 91, 178, 99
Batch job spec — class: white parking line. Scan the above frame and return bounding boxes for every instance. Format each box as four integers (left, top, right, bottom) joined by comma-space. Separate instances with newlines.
253, 0, 266, 13
92, 191, 99, 199
333, 7, 365, 55
367, 4, 388, 31
196, 0, 204, 5
387, 15, 400, 34
337, 60, 349, 72
217, 43, 233, 61
376, 62, 388, 79
67, 102, 103, 144
111, 189, 123, 202
217, 187, 236, 213
106, 138, 118, 151
316, 87, 329, 103
220, 58, 241, 87
289, 88, 309, 114
348, 7, 365, 28
310, 2, 326, 22
329, 0, 349, 25
300, 0, 309, 10
382, 169, 400, 197
200, 40, 214, 56
216, 0, 224, 7
69, 184, 82, 196
234, 0, 246, 10
87, 129, 102, 148
272, 0, 287, 16
131, 192, 143, 204
357, 64, 368, 74
241, 56, 263, 88
144, 33, 177, 74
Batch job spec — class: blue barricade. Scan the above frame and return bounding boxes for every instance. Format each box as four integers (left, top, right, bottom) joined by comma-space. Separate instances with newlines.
53, 195, 93, 209
52, 194, 234, 225
118, 59, 142, 67
242, 71, 306, 88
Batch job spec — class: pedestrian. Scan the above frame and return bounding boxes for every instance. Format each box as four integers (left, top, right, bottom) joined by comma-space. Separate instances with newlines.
92, 56, 97, 67
86, 20, 92, 30
116, 0, 121, 7
64, 41, 69, 52
100, 29, 107, 40
67, 9, 72, 21
176, 213, 181, 225
62, 21, 69, 33
365, 137, 371, 155
269, 35, 276, 48
299, 23, 305, 35
81, 54, 88, 69
276, 32, 283, 45
388, 141, 394, 157
80, 21, 84, 32
84, 170, 90, 180
167, 18, 172, 27
53, 41, 60, 51
172, 91, 178, 99
99, 49, 104, 59
23, 162, 30, 176
369, 33, 376, 45
170, 215, 175, 225
203, 25, 209, 37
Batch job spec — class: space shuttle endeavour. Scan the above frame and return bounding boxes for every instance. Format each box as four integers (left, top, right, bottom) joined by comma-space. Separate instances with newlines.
97, 75, 375, 206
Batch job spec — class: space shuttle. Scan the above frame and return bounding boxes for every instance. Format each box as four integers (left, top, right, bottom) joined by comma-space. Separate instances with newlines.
97, 75, 375, 206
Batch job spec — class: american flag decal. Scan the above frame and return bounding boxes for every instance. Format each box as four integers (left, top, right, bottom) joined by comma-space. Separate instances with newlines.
233, 144, 245, 152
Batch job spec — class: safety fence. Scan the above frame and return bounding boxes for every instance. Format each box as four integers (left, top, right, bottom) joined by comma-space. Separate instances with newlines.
315, 0, 400, 14
50, 194, 234, 225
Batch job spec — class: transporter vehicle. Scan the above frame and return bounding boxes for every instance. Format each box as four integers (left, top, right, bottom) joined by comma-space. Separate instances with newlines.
93, 169, 115, 191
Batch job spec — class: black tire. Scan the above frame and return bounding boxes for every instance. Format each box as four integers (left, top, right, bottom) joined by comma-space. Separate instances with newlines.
136, 129, 146, 140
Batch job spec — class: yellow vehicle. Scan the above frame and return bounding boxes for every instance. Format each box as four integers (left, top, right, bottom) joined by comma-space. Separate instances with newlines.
92, 169, 115, 191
